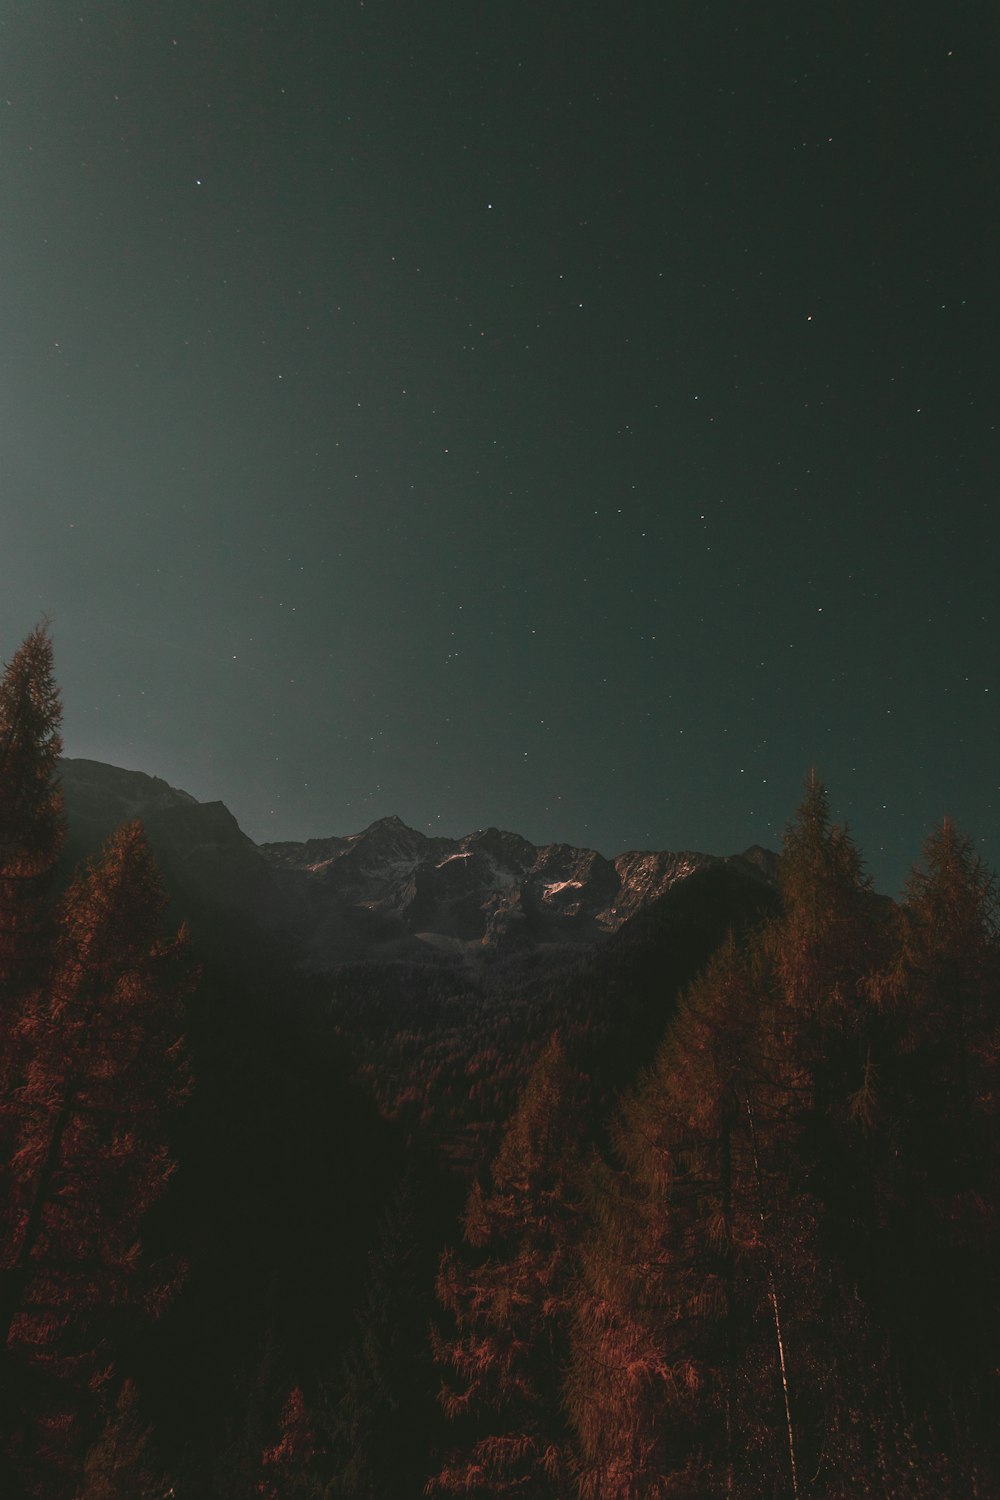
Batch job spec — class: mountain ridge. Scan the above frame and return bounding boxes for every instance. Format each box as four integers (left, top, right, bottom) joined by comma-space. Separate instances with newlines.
56, 757, 780, 969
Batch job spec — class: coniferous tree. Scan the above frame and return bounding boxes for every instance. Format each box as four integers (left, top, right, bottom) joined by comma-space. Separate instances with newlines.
0, 624, 64, 1015
565, 1139, 695, 1499
742, 777, 885, 1493
565, 779, 889, 1499
428, 1035, 586, 1498
566, 935, 780, 1500
0, 820, 193, 1495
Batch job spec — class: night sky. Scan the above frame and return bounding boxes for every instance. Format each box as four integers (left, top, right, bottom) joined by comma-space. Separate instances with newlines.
2, 2, 997, 895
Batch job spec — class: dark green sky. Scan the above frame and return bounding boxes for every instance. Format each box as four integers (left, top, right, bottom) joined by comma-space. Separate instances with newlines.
1, 0, 997, 892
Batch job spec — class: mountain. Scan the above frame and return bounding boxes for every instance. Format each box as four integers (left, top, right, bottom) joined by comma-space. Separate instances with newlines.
57, 757, 780, 970
261, 816, 779, 966
56, 758, 306, 955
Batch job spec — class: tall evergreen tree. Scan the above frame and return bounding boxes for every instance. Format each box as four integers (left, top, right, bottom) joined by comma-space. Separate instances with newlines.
747, 777, 886, 1492
565, 779, 890, 1499
566, 935, 785, 1500
428, 1035, 586, 1498
0, 623, 64, 996
0, 821, 194, 1495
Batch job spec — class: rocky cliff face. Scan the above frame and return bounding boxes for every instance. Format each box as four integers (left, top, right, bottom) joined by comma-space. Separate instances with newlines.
258, 817, 779, 965
57, 758, 779, 971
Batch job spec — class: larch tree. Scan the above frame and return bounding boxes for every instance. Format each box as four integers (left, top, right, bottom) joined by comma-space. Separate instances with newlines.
0, 820, 194, 1496
0, 623, 64, 1017
565, 1112, 701, 1500
566, 779, 888, 1500
565, 933, 788, 1500
745, 776, 886, 1494
428, 1034, 587, 1499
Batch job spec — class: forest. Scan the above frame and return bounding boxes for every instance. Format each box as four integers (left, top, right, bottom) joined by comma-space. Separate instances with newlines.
1, 625, 997, 1498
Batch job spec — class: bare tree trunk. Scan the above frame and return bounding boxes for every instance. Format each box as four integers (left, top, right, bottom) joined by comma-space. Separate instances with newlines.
719, 1110, 736, 1499
744, 1092, 800, 1500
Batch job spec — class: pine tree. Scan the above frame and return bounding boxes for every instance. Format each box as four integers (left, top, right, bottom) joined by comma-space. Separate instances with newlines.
748, 777, 888, 1492
565, 936, 779, 1500
564, 781, 892, 1499
428, 1035, 586, 1498
0, 820, 194, 1495
564, 1145, 690, 1500
774, 771, 873, 1022
0, 623, 64, 994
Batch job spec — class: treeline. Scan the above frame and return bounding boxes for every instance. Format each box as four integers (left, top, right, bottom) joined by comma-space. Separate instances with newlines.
1, 625, 997, 1496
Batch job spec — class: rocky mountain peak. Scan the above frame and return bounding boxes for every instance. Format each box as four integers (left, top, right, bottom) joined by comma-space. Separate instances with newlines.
56, 759, 780, 970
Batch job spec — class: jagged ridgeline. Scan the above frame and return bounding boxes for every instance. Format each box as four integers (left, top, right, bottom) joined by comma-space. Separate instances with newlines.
2, 626, 998, 1498
56, 754, 779, 969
